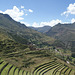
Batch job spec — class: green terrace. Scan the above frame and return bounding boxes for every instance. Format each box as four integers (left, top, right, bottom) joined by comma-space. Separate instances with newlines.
0, 59, 75, 75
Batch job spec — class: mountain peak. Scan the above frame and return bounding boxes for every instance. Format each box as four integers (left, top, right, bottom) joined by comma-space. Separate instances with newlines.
0, 13, 54, 46
0, 13, 13, 20
0, 13, 27, 29
46, 22, 75, 41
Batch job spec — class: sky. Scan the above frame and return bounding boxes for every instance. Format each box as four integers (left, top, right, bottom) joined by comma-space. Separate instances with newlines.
0, 0, 75, 27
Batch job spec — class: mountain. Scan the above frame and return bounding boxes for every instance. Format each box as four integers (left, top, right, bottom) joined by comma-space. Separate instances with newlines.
0, 13, 75, 72
46, 23, 75, 41
46, 23, 75, 52
29, 26, 51, 33
0, 13, 54, 47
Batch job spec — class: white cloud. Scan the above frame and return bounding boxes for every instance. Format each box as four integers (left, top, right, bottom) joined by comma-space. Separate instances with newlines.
40, 19, 62, 27
24, 9, 33, 13
32, 19, 62, 27
21, 21, 30, 26
28, 9, 33, 12
71, 18, 75, 23
25, 14, 28, 16
24, 9, 28, 11
32, 22, 39, 27
0, 6, 33, 21
21, 6, 24, 9
20, 19, 75, 27
61, 3, 75, 16
0, 6, 24, 21
0, 11, 3, 13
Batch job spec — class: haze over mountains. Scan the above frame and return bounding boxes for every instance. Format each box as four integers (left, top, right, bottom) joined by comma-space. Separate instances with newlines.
29, 20, 75, 53
29, 26, 51, 33
30, 22, 75, 44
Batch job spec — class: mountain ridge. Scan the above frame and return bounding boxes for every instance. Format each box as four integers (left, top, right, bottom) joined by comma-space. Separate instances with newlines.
29, 25, 51, 33
46, 22, 75, 41
46, 22, 75, 52
0, 13, 54, 47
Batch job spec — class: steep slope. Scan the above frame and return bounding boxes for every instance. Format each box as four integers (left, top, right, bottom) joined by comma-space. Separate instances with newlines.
0, 13, 75, 74
46, 23, 75, 41
46, 23, 75, 52
0, 13, 54, 47
29, 26, 51, 33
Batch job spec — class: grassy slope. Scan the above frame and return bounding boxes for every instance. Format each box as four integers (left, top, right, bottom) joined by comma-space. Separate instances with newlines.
46, 23, 75, 41
0, 13, 75, 75
0, 13, 55, 47
0, 49, 75, 75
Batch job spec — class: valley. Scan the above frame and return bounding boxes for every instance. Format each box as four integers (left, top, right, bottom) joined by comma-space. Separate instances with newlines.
0, 13, 75, 75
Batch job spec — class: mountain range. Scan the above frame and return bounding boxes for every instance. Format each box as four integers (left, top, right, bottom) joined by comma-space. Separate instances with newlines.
46, 23, 75, 52
46, 23, 75, 42
0, 13, 54, 47
29, 26, 51, 33
0, 13, 75, 52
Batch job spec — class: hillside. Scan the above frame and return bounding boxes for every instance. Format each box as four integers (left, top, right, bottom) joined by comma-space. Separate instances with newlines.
0, 13, 75, 75
46, 23, 75, 41
46, 23, 75, 52
29, 26, 51, 33
0, 13, 54, 47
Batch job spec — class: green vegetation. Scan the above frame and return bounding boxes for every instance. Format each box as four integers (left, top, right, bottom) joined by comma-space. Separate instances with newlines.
0, 13, 55, 47
32, 60, 75, 75
0, 59, 29, 75
0, 13, 75, 75
0, 58, 75, 75
0, 39, 28, 54
46, 23, 75, 52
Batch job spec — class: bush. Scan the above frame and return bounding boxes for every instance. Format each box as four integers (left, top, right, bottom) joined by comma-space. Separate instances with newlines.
23, 61, 35, 68
71, 53, 75, 58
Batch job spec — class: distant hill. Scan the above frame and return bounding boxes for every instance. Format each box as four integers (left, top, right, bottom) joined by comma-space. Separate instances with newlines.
0, 13, 54, 47
29, 26, 51, 33
46, 23, 75, 52
46, 23, 75, 41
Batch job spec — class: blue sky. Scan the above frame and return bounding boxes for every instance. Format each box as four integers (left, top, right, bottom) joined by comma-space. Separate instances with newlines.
0, 0, 75, 27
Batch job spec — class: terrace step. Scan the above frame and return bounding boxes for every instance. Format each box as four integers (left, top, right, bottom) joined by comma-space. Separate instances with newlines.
0, 62, 9, 75
9, 66, 16, 75
1, 64, 12, 75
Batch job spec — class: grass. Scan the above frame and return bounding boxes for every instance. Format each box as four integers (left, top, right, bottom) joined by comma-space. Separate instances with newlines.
0, 48, 75, 75
69, 70, 75, 75
9, 66, 16, 75
0, 59, 75, 75
7, 65, 13, 75
33, 60, 55, 74
0, 13, 75, 75
1, 64, 12, 75
65, 68, 71, 75
0, 62, 7, 71
1, 46, 75, 72
0, 61, 3, 64
34, 62, 59, 75
0, 59, 30, 75
0, 63, 9, 75
19, 70, 23, 75
61, 67, 68, 74
37, 62, 57, 74
41, 64, 60, 75
52, 64, 63, 75
55, 66, 65, 75
14, 68, 19, 75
